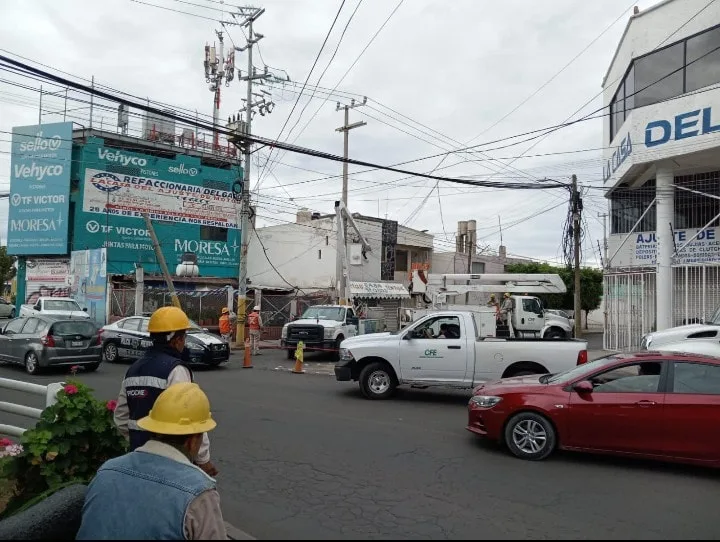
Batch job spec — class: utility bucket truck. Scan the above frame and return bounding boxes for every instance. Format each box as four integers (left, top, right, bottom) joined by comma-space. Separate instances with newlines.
406, 271, 574, 340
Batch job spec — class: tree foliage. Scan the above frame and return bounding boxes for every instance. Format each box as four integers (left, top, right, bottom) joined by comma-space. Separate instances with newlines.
0, 247, 15, 290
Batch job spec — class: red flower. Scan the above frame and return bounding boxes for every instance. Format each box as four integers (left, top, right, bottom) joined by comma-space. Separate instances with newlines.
106, 400, 118, 412
64, 384, 79, 395
0, 437, 13, 447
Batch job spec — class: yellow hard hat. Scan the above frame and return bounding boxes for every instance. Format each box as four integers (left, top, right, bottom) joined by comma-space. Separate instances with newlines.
504, 292, 511, 298
221, 307, 229, 315
147, 306, 191, 333
137, 383, 217, 436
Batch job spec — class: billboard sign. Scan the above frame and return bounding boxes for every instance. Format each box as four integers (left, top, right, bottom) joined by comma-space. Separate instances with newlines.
73, 140, 241, 277
8, 122, 73, 255
82, 168, 238, 228
24, 258, 70, 303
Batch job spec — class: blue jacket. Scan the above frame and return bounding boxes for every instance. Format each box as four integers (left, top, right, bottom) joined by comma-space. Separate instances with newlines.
76, 446, 215, 540
123, 346, 192, 450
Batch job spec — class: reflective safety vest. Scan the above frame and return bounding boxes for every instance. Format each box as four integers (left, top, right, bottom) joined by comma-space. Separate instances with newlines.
219, 314, 232, 334
248, 312, 260, 330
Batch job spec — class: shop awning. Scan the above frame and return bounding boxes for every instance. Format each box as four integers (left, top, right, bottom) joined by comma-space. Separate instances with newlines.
350, 281, 410, 299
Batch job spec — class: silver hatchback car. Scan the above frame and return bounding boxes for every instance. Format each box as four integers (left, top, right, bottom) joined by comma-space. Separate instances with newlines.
0, 316, 101, 375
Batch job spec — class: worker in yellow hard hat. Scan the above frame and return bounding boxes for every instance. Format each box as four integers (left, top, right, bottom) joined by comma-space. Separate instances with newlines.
78, 383, 227, 540
113, 306, 218, 477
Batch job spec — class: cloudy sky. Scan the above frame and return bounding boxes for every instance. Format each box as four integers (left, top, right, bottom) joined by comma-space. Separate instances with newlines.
0, 0, 662, 265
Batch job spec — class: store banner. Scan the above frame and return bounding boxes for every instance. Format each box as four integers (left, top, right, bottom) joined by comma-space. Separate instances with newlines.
69, 248, 107, 325
8, 122, 73, 255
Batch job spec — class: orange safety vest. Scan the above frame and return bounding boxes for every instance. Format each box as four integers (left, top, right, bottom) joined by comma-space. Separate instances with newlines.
219, 314, 232, 334
248, 312, 260, 330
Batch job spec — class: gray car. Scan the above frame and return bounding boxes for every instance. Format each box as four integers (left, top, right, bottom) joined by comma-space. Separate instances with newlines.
0, 298, 16, 319
0, 316, 101, 375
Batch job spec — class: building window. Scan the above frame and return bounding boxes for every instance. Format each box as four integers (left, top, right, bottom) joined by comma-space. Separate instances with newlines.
609, 24, 720, 142
318, 249, 322, 260
200, 226, 227, 242
634, 42, 684, 108
471, 261, 485, 274
396, 250, 408, 272
686, 27, 720, 92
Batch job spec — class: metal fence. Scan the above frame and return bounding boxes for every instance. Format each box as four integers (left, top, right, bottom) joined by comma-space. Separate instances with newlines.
604, 264, 720, 351
0, 378, 64, 437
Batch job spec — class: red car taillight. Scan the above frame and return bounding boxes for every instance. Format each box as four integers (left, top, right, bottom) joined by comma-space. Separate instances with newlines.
577, 349, 588, 365
97, 330, 103, 345
41, 335, 56, 347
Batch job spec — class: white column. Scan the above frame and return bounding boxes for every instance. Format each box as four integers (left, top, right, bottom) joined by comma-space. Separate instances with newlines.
656, 163, 675, 331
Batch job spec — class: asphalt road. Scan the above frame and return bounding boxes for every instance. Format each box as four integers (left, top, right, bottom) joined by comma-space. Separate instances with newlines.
2, 348, 717, 540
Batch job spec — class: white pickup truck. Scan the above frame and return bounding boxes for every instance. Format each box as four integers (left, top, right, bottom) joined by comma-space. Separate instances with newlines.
19, 297, 90, 319
281, 305, 359, 360
335, 310, 588, 399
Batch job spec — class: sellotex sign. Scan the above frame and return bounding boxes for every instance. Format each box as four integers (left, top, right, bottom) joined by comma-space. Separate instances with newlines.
7, 122, 73, 255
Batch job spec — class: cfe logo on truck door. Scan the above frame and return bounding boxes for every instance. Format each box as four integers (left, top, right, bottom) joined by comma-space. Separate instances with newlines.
420, 349, 443, 359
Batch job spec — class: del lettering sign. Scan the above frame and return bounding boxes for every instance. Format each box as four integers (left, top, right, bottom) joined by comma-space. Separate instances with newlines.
645, 107, 720, 147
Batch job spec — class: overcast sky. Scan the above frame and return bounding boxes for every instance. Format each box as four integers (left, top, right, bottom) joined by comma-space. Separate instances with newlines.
0, 0, 662, 265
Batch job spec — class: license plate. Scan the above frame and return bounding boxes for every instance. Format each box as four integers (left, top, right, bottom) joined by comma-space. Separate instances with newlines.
71, 341, 84, 347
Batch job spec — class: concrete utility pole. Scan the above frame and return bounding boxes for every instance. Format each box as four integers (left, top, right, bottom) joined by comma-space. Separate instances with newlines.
231, 7, 274, 348
597, 212, 608, 267
335, 98, 366, 303
572, 175, 582, 338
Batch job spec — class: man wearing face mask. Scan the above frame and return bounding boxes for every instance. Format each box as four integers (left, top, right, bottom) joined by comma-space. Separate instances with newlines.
77, 382, 227, 540
113, 306, 218, 477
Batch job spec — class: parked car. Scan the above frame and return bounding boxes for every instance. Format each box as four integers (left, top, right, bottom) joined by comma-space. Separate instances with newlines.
0, 316, 101, 375
19, 297, 89, 319
467, 351, 720, 467
335, 310, 588, 399
0, 298, 16, 319
100, 316, 229, 367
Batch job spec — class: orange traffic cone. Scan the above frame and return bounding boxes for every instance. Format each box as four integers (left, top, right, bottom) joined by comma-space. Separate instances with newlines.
242, 337, 253, 369
292, 341, 305, 374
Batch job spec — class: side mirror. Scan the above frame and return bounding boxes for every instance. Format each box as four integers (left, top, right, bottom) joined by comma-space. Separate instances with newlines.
82, 307, 88, 312
402, 333, 413, 340
574, 380, 593, 394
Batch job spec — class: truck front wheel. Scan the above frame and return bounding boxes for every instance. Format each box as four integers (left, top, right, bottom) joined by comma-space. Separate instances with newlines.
359, 362, 397, 400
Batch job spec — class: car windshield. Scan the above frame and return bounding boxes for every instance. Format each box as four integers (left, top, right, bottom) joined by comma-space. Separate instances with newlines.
51, 321, 96, 337
300, 307, 345, 321
44, 300, 81, 311
546, 355, 621, 384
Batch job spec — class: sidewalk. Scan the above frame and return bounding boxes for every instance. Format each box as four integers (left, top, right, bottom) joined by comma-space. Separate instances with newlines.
226, 522, 255, 540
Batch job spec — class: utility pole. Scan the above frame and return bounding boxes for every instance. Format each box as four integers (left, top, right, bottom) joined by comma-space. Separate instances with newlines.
224, 7, 275, 348
572, 175, 582, 338
143, 214, 181, 310
335, 98, 367, 303
597, 212, 608, 267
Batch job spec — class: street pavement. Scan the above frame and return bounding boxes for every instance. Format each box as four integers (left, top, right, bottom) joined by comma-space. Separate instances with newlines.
2, 343, 716, 540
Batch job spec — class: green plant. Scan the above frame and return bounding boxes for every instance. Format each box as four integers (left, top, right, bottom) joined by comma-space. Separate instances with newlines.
0, 381, 127, 518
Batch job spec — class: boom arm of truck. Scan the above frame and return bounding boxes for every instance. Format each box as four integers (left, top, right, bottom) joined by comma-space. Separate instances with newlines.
410, 271, 566, 303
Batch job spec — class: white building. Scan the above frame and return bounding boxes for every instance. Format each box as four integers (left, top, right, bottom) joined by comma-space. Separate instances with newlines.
246, 210, 433, 328
603, 0, 720, 349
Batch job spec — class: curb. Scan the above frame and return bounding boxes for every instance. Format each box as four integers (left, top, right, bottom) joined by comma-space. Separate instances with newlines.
226, 522, 255, 540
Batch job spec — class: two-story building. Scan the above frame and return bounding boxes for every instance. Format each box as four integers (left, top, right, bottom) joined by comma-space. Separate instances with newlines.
246, 209, 434, 329
602, 0, 720, 349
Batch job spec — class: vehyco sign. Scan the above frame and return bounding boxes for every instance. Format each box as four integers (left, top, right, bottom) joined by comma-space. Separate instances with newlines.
98, 148, 148, 167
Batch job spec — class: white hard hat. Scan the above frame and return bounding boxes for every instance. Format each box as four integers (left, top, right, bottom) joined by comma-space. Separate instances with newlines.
253, 305, 261, 311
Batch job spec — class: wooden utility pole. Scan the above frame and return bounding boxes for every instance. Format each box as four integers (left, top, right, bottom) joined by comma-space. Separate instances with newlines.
572, 175, 582, 337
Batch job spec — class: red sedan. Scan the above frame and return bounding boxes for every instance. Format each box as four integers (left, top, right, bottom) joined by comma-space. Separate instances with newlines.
467, 351, 720, 466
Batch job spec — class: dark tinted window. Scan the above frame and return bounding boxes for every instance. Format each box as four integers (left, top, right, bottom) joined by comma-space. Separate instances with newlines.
672, 362, 720, 394
686, 27, 720, 92
51, 321, 97, 337
4, 319, 25, 334
21, 319, 40, 334
634, 42, 684, 107
590, 362, 663, 393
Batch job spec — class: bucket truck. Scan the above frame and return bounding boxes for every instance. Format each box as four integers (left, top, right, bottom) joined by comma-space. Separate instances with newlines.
405, 270, 573, 340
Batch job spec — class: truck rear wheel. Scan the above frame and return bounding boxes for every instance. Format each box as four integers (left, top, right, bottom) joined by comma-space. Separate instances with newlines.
544, 329, 565, 340
359, 362, 396, 400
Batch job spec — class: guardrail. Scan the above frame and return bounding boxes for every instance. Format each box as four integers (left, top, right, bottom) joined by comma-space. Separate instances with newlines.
0, 378, 64, 438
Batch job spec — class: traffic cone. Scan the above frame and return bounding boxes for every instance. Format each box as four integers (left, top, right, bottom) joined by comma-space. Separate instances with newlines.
242, 337, 253, 369
292, 341, 305, 374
